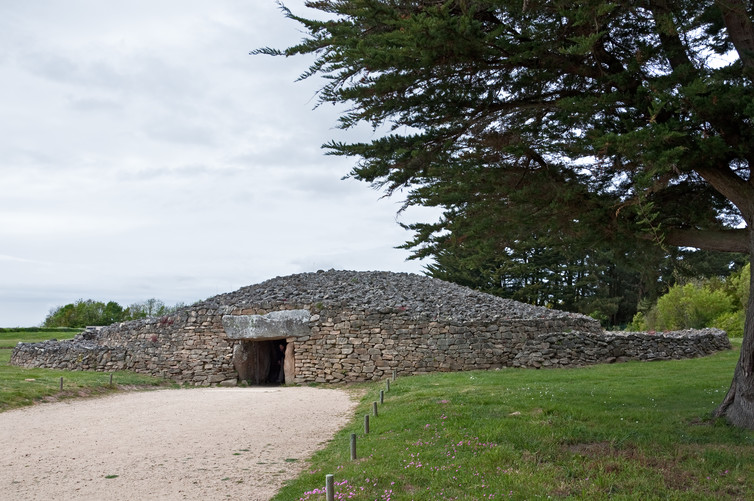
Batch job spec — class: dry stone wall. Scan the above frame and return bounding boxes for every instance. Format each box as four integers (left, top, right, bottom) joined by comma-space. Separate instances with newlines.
289, 307, 602, 383
10, 271, 732, 385
512, 328, 731, 368
12, 307, 239, 386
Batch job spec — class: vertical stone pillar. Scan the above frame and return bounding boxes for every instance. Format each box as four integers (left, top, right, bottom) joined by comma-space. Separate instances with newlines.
283, 341, 295, 384
232, 342, 251, 382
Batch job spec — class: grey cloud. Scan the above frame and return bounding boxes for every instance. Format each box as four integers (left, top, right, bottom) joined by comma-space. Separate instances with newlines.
67, 96, 123, 112
0, 0, 430, 327
143, 117, 218, 146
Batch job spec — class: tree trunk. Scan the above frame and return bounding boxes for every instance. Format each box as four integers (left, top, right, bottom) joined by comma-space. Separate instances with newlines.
714, 226, 754, 428
715, 0, 754, 82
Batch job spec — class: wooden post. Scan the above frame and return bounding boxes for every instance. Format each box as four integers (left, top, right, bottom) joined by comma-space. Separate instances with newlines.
326, 474, 335, 501
380, 389, 384, 404
392, 369, 396, 381
373, 401, 378, 417
386, 379, 390, 392
350, 433, 357, 460
109, 373, 114, 386
59, 377, 63, 391
364, 414, 370, 434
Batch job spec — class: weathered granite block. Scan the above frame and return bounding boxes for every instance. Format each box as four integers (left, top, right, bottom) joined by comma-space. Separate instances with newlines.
222, 309, 311, 340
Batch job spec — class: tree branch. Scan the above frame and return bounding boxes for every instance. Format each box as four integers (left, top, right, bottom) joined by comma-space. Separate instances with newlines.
694, 164, 754, 224
715, 0, 754, 81
664, 228, 750, 253
647, 0, 695, 73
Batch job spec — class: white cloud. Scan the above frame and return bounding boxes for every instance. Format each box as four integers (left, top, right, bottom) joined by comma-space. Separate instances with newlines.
0, 0, 439, 326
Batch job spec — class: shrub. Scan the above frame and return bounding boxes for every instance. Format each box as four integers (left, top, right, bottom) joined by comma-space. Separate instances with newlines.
726, 263, 750, 309
711, 310, 745, 338
651, 283, 735, 331
628, 263, 748, 335
625, 311, 648, 331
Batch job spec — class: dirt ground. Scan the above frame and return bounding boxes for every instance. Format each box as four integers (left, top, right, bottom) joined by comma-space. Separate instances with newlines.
0, 387, 357, 501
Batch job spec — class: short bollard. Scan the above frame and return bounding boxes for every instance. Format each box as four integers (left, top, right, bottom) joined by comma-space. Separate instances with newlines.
109, 373, 114, 386
59, 377, 63, 391
380, 389, 384, 404
326, 474, 335, 501
364, 414, 370, 434
350, 433, 357, 460
373, 401, 378, 417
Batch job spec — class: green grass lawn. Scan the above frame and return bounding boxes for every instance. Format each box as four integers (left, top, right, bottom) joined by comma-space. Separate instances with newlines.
275, 341, 754, 500
0, 327, 80, 348
3, 329, 752, 498
0, 329, 172, 411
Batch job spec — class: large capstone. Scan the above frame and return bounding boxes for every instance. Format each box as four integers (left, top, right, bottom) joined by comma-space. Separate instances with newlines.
222, 309, 311, 340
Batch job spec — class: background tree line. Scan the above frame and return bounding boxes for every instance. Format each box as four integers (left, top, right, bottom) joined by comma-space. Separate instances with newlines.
419, 232, 747, 328
42, 298, 186, 329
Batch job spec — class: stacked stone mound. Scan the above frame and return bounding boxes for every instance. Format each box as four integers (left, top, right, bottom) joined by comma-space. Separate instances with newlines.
198, 269, 591, 323
10, 270, 731, 385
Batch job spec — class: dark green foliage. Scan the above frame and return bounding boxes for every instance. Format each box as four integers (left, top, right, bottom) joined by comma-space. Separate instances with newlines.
42, 298, 185, 328
102, 301, 124, 325
269, 0, 752, 220
43, 300, 105, 328
261, 0, 753, 324
262, 0, 754, 424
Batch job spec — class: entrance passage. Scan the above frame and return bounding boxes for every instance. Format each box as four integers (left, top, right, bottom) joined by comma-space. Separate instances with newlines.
233, 339, 289, 385
223, 310, 308, 386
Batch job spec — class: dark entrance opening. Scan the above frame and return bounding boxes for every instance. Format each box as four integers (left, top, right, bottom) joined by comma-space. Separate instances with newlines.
233, 339, 289, 385
267, 339, 287, 384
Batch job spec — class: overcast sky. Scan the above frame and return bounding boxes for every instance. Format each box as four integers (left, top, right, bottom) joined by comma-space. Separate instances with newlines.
0, 0, 438, 327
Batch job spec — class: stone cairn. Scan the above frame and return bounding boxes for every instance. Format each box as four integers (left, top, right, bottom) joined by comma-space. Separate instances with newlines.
11, 270, 731, 385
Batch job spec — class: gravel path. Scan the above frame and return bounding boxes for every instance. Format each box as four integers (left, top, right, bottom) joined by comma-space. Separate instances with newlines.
0, 387, 356, 501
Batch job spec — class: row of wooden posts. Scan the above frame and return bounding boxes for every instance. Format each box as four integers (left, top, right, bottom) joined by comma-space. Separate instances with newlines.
57, 373, 115, 391
325, 369, 396, 501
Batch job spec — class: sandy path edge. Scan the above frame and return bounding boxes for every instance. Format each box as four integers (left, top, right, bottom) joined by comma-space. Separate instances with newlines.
0, 387, 358, 501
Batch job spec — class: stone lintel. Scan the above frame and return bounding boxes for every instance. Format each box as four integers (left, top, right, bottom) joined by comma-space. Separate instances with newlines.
222, 310, 311, 340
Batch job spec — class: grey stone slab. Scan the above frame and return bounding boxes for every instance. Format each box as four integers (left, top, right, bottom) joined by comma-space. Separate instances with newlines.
222, 309, 312, 340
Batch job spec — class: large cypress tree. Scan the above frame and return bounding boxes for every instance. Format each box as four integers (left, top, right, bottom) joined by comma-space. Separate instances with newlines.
258, 1, 754, 427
